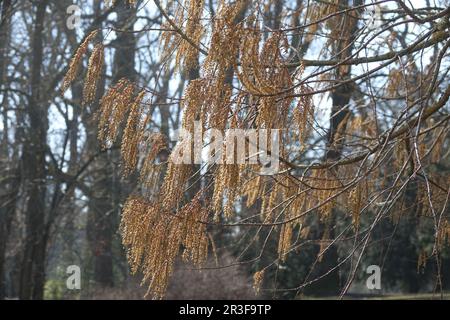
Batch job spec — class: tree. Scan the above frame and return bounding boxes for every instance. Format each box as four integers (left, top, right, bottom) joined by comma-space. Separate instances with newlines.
19, 0, 49, 299
1, 0, 449, 300
61, 0, 449, 299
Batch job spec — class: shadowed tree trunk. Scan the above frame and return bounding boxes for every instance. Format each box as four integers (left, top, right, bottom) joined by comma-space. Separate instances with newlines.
19, 0, 49, 300
84, 0, 114, 289
305, 0, 362, 297
0, 0, 15, 300
85, 0, 137, 288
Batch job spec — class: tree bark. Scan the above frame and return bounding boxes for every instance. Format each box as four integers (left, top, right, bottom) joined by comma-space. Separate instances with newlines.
19, 0, 49, 300
306, 0, 362, 297
0, 0, 14, 300
85, 0, 137, 288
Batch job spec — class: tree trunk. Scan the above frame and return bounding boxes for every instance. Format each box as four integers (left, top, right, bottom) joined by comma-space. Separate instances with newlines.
85, 0, 137, 288
19, 0, 49, 300
306, 0, 362, 297
0, 0, 14, 300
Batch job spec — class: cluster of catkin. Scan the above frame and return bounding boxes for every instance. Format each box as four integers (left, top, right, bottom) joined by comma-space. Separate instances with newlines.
121, 191, 208, 299
61, 0, 334, 300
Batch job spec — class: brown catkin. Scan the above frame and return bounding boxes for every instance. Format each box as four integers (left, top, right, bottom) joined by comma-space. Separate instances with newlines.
121, 190, 209, 299
121, 90, 146, 176
160, 160, 193, 211
177, 0, 204, 71
97, 78, 135, 148
139, 133, 168, 198
62, 30, 99, 94
83, 43, 104, 105
253, 270, 265, 295
278, 222, 293, 262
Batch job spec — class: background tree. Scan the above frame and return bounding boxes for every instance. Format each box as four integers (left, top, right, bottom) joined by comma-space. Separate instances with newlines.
0, 0, 449, 300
